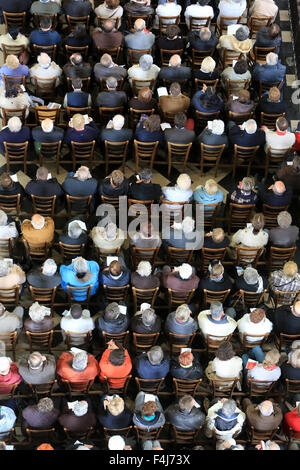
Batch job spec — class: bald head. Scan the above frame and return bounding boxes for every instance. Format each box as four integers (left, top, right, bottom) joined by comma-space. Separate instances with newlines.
273, 180, 286, 195
102, 20, 114, 33
31, 214, 45, 230
38, 53, 51, 68
292, 301, 300, 317
258, 400, 274, 417
41, 118, 54, 133
134, 18, 145, 31
169, 54, 181, 67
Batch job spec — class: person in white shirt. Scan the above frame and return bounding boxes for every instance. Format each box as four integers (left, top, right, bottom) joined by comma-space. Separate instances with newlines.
217, 0, 247, 24
243, 348, 281, 384
29, 52, 62, 87
128, 54, 160, 86
185, 0, 214, 28
0, 210, 18, 249
0, 302, 23, 335
231, 213, 269, 253
262, 116, 296, 154
205, 398, 246, 439
154, 0, 182, 29
94, 0, 124, 29
162, 173, 193, 207
90, 222, 125, 254
198, 301, 237, 341
249, 0, 278, 22
237, 308, 273, 343
206, 340, 243, 382
60, 304, 95, 344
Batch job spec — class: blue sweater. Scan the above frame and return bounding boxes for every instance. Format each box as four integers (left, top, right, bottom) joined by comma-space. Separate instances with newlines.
60, 260, 100, 300
134, 354, 170, 379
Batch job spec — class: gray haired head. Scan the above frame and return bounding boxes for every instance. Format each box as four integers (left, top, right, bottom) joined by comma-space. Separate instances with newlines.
222, 399, 236, 418
139, 54, 153, 71
42, 258, 57, 277
241, 177, 253, 192
72, 352, 88, 371
210, 301, 223, 319
142, 308, 156, 326
73, 257, 88, 274
106, 76, 118, 89
277, 211, 292, 229
140, 168, 152, 182
73, 401, 88, 417
235, 25, 249, 41
243, 267, 259, 285
104, 302, 120, 321
147, 345, 163, 365
258, 400, 274, 417
68, 222, 83, 239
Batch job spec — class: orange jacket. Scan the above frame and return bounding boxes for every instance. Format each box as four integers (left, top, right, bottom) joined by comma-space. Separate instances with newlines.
99, 349, 132, 386
56, 352, 99, 388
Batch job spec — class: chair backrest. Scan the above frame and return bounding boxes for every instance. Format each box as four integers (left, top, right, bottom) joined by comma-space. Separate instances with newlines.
228, 110, 253, 125
104, 140, 129, 173
167, 246, 194, 266
26, 428, 55, 443
66, 14, 90, 31
168, 288, 195, 311
248, 425, 278, 443
234, 144, 259, 162
203, 289, 231, 307
266, 145, 291, 162
236, 245, 264, 268
223, 50, 246, 67
200, 142, 225, 168
132, 246, 159, 271
168, 332, 196, 354
103, 283, 130, 302
130, 109, 155, 128
32, 43, 57, 60
172, 425, 201, 444
260, 111, 285, 130
33, 76, 57, 98
126, 14, 151, 30
4, 141, 28, 166
259, 79, 284, 97
102, 330, 129, 348
66, 285, 93, 304
96, 46, 121, 64
98, 106, 124, 125
248, 378, 277, 397
200, 246, 227, 274
128, 48, 152, 66
205, 333, 233, 353
31, 195, 56, 218
160, 48, 184, 66
2, 74, 25, 87
0, 330, 17, 360
103, 426, 132, 440
2, 107, 26, 126
189, 15, 211, 29
173, 377, 202, 397
66, 194, 92, 217
254, 45, 276, 63
133, 139, 158, 169
25, 330, 53, 352
40, 141, 62, 162
0, 382, 18, 397
241, 332, 270, 349
167, 141, 192, 176
225, 78, 251, 96
97, 16, 120, 29
217, 15, 242, 34
135, 377, 165, 394
248, 16, 273, 37
66, 76, 91, 92
274, 289, 300, 308
268, 246, 297, 274
132, 332, 160, 353
104, 374, 132, 395
67, 106, 91, 120
59, 241, 85, 262
285, 378, 300, 395
1, 43, 24, 62
33, 12, 57, 29
195, 201, 221, 230
0, 238, 14, 259
28, 285, 56, 310
64, 426, 93, 441
233, 289, 267, 310
134, 425, 163, 441
131, 78, 155, 96
211, 377, 239, 397
228, 202, 255, 234
65, 330, 92, 349
132, 286, 159, 313
194, 77, 219, 89
159, 15, 180, 34
24, 240, 51, 263
195, 109, 221, 131
3, 11, 25, 31
35, 106, 60, 124
65, 44, 89, 60
191, 48, 214, 67
0, 194, 21, 216
100, 195, 123, 212
263, 203, 289, 228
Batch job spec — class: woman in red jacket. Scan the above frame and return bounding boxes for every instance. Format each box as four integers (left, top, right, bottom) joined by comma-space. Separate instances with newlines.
99, 340, 132, 388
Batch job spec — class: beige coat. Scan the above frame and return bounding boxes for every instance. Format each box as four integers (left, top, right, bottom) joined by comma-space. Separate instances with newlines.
217, 34, 253, 53
21, 218, 55, 245
0, 264, 25, 289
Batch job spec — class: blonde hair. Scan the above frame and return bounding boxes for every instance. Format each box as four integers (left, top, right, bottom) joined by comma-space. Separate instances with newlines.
205, 179, 218, 195
263, 349, 280, 369
72, 113, 85, 130
210, 263, 224, 279
201, 56, 216, 73
212, 228, 225, 243
6, 54, 19, 69
290, 349, 300, 368
283, 261, 298, 278
176, 173, 191, 191
107, 396, 125, 416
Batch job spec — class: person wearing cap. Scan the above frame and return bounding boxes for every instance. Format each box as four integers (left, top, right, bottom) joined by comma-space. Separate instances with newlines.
57, 351, 99, 389
198, 301, 237, 341
25, 166, 64, 211
134, 345, 170, 380
259, 180, 293, 208
270, 300, 300, 337
97, 302, 129, 335
29, 15, 61, 47
0, 404, 17, 437
98, 339, 132, 387
165, 304, 198, 337
98, 395, 132, 430
131, 261, 160, 290
170, 350, 203, 380
217, 25, 253, 55
166, 394, 205, 431
237, 308, 272, 344
228, 177, 258, 205
60, 257, 100, 301
162, 263, 199, 292
130, 307, 162, 334
204, 398, 245, 440
100, 260, 130, 288
0, 356, 22, 394
60, 304, 95, 344
59, 400, 96, 434
22, 398, 60, 434
27, 259, 61, 289
21, 214, 55, 245
234, 266, 268, 294
0, 55, 28, 85
256, 86, 287, 117
195, 119, 229, 149
24, 302, 54, 333
63, 114, 100, 146
269, 261, 300, 300
30, 0, 60, 15
90, 222, 125, 254
99, 170, 129, 199
281, 348, 300, 381
0, 259, 25, 292
269, 211, 299, 248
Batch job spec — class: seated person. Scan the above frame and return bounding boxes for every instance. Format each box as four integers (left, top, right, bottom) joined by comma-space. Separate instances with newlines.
231, 213, 268, 251
21, 214, 55, 245
99, 114, 133, 144
159, 82, 190, 116
133, 400, 165, 430
192, 56, 219, 81
184, 0, 214, 27
217, 25, 252, 54
127, 54, 159, 86
134, 346, 170, 379
163, 216, 202, 251
32, 118, 64, 156
204, 398, 245, 439
191, 84, 223, 113
25, 166, 64, 210
259, 180, 292, 208
0, 302, 23, 336
124, 17, 155, 52
60, 304, 95, 344
60, 257, 100, 300
228, 177, 258, 205
29, 15, 61, 46
256, 86, 287, 117
221, 59, 251, 89
27, 258, 61, 289
100, 260, 130, 287
98, 395, 132, 430
242, 399, 282, 434
0, 84, 30, 118
0, 171, 25, 199
165, 303, 198, 336
262, 116, 295, 153
170, 350, 203, 380
205, 341, 243, 382
59, 219, 88, 247
284, 403, 300, 436
269, 211, 299, 248
130, 221, 161, 250
162, 263, 199, 292
0, 27, 29, 62
158, 54, 191, 83
199, 262, 232, 293
63, 77, 92, 109
234, 266, 268, 294
58, 400, 96, 433
243, 348, 281, 384
99, 170, 129, 198
0, 403, 16, 437
56, 350, 99, 388
97, 302, 129, 335
252, 52, 286, 86
95, 76, 126, 108
129, 168, 162, 202
18, 351, 56, 385
277, 154, 300, 192
198, 301, 237, 341
203, 227, 230, 249
24, 302, 53, 333
62, 165, 98, 212
29, 52, 62, 87
0, 356, 22, 394
228, 118, 265, 149
271, 301, 300, 336
131, 261, 160, 290
226, 89, 254, 114
187, 26, 218, 53
162, 173, 193, 204
90, 221, 125, 254
130, 307, 161, 334
157, 24, 185, 51
0, 259, 25, 291
63, 114, 99, 147
135, 114, 165, 148
195, 119, 228, 150
193, 178, 224, 208
63, 23, 91, 48
92, 19, 123, 48
95, 0, 123, 24
281, 348, 300, 381
165, 395, 205, 431
0, 55, 28, 85
255, 23, 281, 53
0, 116, 30, 154
22, 398, 59, 432
63, 53, 92, 80
128, 86, 157, 112
98, 340, 132, 387
163, 112, 195, 145
0, 210, 18, 251
269, 261, 300, 298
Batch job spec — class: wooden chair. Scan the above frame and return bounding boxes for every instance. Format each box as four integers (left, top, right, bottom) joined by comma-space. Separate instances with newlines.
217, 16, 242, 36
222, 49, 247, 68
205, 333, 233, 354
225, 78, 251, 98
66, 285, 93, 306
102, 331, 129, 348
258, 79, 284, 98
263, 204, 289, 229
195, 109, 220, 132
248, 16, 273, 38
0, 194, 21, 216
132, 332, 160, 353
166, 141, 192, 177
130, 108, 155, 128
70, 140, 95, 172
126, 14, 151, 30
60, 378, 94, 397
103, 284, 130, 302
26, 428, 55, 443
128, 198, 154, 219
161, 199, 189, 224
64, 426, 94, 441
65, 330, 92, 349
66, 106, 91, 120
196, 201, 222, 231
228, 110, 253, 125
103, 426, 132, 440
32, 44, 57, 61
268, 246, 297, 274
134, 139, 158, 172
131, 246, 159, 271
202, 288, 231, 308
173, 377, 202, 397
0, 238, 14, 259
97, 16, 120, 29
4, 141, 28, 173
0, 330, 18, 361
59, 242, 85, 262
271, 290, 300, 308
33, 76, 57, 99
0, 427, 15, 443
104, 140, 129, 175
35, 106, 60, 125
25, 330, 53, 353
228, 202, 255, 234
172, 426, 201, 445
1, 43, 24, 62
260, 111, 286, 130
232, 289, 267, 310
247, 378, 277, 398
2, 107, 26, 126
33, 13, 57, 29
265, 146, 291, 178
132, 287, 159, 313
232, 143, 259, 179
96, 46, 121, 64
189, 16, 211, 29
2, 74, 25, 88
38, 141, 62, 167
189, 48, 214, 67
65, 44, 89, 61
168, 332, 196, 355
66, 194, 92, 217
210, 377, 240, 398
131, 78, 155, 96
31, 195, 56, 218
103, 375, 132, 396
28, 285, 57, 315
253, 45, 276, 64
198, 142, 225, 177
167, 288, 195, 312
160, 48, 184, 66
159, 15, 180, 35
98, 77, 124, 92
0, 382, 18, 398
66, 76, 91, 92
285, 378, 300, 396
100, 195, 124, 213
3, 11, 25, 32
98, 106, 124, 126
66, 14, 90, 32
128, 48, 152, 66
23, 240, 51, 263
135, 377, 165, 395
236, 246, 264, 268
167, 246, 194, 266
200, 246, 227, 275
134, 425, 163, 442
194, 77, 219, 90
240, 332, 270, 349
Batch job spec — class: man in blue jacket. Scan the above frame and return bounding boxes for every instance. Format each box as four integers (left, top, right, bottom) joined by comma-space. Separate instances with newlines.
62, 165, 98, 212
29, 16, 61, 47
0, 116, 30, 153
134, 346, 170, 379
100, 260, 130, 287
60, 256, 100, 301
63, 114, 99, 147
228, 119, 266, 148
252, 52, 286, 87
63, 78, 92, 109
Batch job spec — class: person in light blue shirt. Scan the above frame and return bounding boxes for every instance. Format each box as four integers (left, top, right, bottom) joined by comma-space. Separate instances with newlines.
0, 55, 29, 87
0, 405, 17, 438
162, 173, 193, 207
193, 179, 224, 211
60, 257, 100, 301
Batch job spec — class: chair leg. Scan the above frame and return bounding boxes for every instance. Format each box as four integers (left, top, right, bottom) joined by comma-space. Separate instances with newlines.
56, 153, 60, 174
168, 154, 171, 178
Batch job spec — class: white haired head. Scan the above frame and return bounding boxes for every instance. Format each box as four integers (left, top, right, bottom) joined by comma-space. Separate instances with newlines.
244, 119, 257, 134
41, 118, 54, 133
108, 435, 125, 450
137, 261, 152, 277
200, 56, 215, 73
139, 54, 153, 71
31, 214, 45, 230
211, 119, 225, 135
29, 302, 50, 323
42, 259, 57, 276
176, 173, 191, 191
37, 52, 51, 68
8, 116, 22, 133
266, 52, 278, 66
178, 263, 193, 280
112, 114, 125, 130
175, 304, 191, 322
169, 54, 181, 67
70, 400, 88, 417
68, 221, 83, 239
76, 166, 91, 181
106, 223, 117, 239
73, 257, 88, 274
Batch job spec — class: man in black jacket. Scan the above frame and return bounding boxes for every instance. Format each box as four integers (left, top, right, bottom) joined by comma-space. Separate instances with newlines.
95, 76, 127, 108
63, 53, 92, 80
156, 24, 185, 52
32, 118, 64, 155
97, 302, 129, 335
63, 0, 93, 18
259, 180, 293, 208
164, 112, 195, 145
233, 266, 268, 294
100, 114, 133, 144
187, 26, 218, 52
269, 301, 300, 336
27, 258, 61, 289
170, 351, 203, 381
59, 219, 88, 246
25, 166, 64, 211
228, 119, 266, 149
165, 395, 205, 430
22, 398, 59, 434
129, 167, 162, 202
0, 172, 25, 199
131, 308, 161, 334
98, 395, 132, 430
255, 24, 281, 54
196, 119, 228, 149
159, 54, 191, 83
203, 228, 230, 249
199, 262, 232, 293
99, 170, 129, 199
62, 165, 98, 211
0, 0, 31, 22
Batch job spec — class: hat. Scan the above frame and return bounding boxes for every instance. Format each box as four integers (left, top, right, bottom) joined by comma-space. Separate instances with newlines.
0, 356, 10, 373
